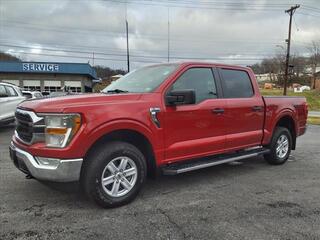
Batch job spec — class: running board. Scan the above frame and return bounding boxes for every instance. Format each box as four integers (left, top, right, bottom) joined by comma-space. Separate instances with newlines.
162, 147, 270, 175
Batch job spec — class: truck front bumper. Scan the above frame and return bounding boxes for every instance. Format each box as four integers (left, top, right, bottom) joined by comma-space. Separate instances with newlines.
9, 142, 83, 182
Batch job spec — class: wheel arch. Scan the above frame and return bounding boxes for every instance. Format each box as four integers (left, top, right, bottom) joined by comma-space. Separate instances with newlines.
82, 127, 158, 178
273, 114, 297, 150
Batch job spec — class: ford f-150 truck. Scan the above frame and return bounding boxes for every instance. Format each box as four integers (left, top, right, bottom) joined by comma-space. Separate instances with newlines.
9, 62, 308, 208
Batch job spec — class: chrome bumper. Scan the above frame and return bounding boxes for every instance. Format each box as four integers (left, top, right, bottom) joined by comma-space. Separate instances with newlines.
9, 142, 83, 182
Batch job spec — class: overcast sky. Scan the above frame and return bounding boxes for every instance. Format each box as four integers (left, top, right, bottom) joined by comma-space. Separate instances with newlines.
0, 0, 319, 70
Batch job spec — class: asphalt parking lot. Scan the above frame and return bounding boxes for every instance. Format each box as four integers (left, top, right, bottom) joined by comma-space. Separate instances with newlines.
1, 125, 320, 240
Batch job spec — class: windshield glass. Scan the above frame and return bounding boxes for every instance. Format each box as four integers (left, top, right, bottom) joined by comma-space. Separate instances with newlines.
102, 64, 178, 93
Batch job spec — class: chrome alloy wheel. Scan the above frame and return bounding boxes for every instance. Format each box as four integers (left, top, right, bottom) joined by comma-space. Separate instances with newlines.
276, 134, 289, 159
101, 157, 138, 197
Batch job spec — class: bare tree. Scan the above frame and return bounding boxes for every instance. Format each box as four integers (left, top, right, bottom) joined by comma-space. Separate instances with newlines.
307, 41, 320, 89
273, 50, 286, 85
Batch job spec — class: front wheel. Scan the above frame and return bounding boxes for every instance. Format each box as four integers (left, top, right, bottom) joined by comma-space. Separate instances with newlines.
264, 127, 292, 165
81, 141, 147, 208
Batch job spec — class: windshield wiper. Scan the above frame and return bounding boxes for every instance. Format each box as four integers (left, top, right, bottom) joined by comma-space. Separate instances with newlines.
105, 89, 129, 94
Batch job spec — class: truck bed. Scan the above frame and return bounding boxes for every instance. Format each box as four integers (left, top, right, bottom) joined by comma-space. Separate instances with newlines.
262, 96, 308, 145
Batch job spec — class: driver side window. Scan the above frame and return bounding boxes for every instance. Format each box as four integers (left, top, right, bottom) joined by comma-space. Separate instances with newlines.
171, 68, 217, 104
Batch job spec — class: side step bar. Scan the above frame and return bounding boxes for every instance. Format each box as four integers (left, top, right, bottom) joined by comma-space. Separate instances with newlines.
162, 147, 270, 175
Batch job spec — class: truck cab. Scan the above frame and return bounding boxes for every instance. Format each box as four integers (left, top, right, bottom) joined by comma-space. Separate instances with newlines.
9, 62, 308, 208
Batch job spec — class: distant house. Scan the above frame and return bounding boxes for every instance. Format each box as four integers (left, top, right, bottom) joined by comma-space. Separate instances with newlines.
264, 83, 274, 89
305, 66, 320, 76
255, 73, 278, 83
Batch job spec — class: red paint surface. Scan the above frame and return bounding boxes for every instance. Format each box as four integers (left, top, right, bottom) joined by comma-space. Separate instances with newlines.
13, 62, 308, 167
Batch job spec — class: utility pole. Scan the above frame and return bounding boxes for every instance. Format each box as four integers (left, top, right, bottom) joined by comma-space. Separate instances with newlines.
125, 2, 130, 72
283, 4, 300, 95
167, 7, 170, 62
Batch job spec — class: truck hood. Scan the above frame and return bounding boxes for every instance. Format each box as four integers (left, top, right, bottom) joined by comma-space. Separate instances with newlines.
18, 93, 142, 113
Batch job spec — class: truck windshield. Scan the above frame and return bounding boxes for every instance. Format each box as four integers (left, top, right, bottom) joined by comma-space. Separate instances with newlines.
102, 64, 178, 93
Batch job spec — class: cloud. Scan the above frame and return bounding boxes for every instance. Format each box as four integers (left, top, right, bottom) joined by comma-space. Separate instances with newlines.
0, 0, 319, 70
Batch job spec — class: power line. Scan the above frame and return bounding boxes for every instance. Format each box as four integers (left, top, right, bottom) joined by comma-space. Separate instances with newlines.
296, 12, 320, 18
4, 39, 306, 55
0, 41, 312, 64
104, 0, 289, 12
2, 21, 291, 44
5, 49, 271, 62
301, 5, 320, 13
2, 23, 301, 48
0, 43, 295, 59
5, 50, 161, 63
1, 0, 317, 67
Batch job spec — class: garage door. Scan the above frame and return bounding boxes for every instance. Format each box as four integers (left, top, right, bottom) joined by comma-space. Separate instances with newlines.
2, 80, 19, 86
44, 80, 61, 92
23, 80, 41, 91
64, 81, 82, 93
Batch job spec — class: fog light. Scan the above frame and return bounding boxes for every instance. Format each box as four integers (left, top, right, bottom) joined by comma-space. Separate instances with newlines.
36, 157, 60, 168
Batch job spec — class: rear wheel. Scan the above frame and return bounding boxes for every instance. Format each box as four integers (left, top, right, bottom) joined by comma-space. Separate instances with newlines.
81, 141, 147, 208
264, 127, 292, 165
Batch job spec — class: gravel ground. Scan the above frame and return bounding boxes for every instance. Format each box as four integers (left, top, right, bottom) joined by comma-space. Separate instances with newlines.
1, 124, 320, 240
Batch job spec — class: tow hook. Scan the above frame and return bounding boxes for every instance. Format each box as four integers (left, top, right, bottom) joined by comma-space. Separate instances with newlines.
25, 174, 34, 179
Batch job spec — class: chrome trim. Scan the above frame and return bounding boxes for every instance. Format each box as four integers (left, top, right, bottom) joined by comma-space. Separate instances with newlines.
14, 130, 28, 145
10, 142, 83, 182
150, 107, 161, 128
16, 108, 43, 124
15, 109, 45, 145
14, 131, 45, 146
163, 149, 270, 175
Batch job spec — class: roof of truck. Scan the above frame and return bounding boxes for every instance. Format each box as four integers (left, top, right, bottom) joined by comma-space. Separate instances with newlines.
145, 61, 251, 71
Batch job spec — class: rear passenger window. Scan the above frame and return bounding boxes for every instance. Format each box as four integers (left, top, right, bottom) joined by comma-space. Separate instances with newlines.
220, 69, 254, 98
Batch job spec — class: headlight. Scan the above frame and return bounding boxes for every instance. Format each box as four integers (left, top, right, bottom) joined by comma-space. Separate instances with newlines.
44, 114, 81, 148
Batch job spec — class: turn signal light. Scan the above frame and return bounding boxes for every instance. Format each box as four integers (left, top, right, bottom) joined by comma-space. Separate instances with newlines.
46, 128, 68, 135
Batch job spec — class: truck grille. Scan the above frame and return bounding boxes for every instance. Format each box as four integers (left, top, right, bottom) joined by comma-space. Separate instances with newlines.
15, 109, 45, 144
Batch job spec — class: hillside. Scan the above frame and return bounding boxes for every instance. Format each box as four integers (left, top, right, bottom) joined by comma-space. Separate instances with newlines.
0, 52, 21, 62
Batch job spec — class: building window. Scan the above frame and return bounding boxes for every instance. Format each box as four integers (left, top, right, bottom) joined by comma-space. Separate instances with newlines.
69, 87, 82, 93
24, 86, 41, 92
44, 86, 61, 92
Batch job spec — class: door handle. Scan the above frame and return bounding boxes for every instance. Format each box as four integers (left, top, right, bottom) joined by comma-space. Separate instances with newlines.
212, 108, 224, 114
252, 106, 263, 112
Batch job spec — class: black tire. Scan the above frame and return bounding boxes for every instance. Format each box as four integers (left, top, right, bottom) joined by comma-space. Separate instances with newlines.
264, 127, 292, 165
81, 141, 147, 208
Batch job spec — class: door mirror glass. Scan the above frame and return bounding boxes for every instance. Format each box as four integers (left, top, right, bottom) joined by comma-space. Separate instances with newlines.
166, 89, 195, 106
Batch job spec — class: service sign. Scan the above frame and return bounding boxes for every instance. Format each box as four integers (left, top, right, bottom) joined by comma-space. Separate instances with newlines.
22, 63, 59, 72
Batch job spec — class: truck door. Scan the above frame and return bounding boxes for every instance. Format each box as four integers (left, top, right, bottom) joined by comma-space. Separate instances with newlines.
164, 67, 227, 163
218, 68, 264, 150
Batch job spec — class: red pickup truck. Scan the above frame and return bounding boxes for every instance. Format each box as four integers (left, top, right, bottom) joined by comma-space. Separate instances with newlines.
10, 62, 308, 208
